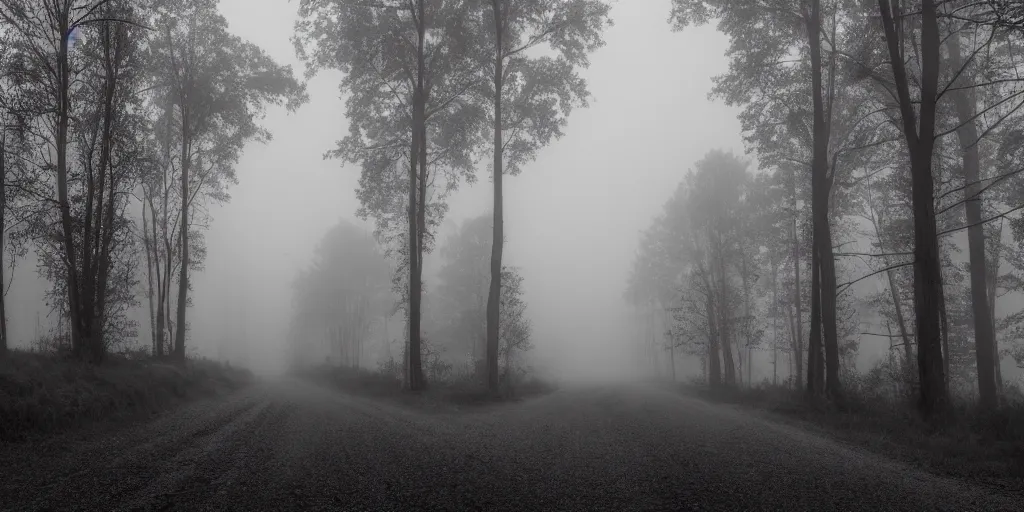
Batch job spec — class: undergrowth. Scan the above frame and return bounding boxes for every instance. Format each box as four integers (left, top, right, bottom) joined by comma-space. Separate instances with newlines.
685, 379, 1024, 491
298, 361, 556, 410
0, 349, 253, 442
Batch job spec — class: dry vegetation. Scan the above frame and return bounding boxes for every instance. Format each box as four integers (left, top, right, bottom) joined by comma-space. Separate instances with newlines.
0, 349, 253, 442
686, 380, 1024, 491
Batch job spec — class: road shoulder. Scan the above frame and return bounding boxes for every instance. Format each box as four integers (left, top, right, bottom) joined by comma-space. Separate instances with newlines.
679, 383, 1024, 494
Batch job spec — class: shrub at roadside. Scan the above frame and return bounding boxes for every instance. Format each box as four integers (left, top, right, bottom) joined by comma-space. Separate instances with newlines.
0, 350, 253, 442
685, 380, 1024, 490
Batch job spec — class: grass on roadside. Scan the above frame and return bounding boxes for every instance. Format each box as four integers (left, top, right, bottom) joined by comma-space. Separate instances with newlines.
685, 382, 1024, 490
0, 349, 253, 442
298, 364, 557, 411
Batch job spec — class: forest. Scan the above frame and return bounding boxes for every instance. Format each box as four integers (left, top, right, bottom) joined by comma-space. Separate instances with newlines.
0, 0, 306, 363
3, 1, 1024, 507
628, 0, 1024, 420
1, 0, 1023, 439
0, 0, 612, 426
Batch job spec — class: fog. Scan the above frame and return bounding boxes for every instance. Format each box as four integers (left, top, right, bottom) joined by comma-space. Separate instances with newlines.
6, 0, 741, 382
9, 2, 1024, 509
5, 0, 1020, 390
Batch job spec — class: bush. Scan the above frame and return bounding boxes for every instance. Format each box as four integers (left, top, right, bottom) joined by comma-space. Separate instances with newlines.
0, 350, 253, 442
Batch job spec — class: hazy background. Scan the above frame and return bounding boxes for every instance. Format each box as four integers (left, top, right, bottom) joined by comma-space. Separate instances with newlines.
5, 0, 1020, 385
7, 0, 738, 378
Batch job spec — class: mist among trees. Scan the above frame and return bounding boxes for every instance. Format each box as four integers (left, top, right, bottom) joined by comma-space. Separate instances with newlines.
5, 1, 1024, 509
623, 0, 1024, 419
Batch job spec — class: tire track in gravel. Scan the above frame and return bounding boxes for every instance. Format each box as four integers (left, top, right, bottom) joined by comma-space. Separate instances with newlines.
0, 385, 268, 512
110, 398, 276, 511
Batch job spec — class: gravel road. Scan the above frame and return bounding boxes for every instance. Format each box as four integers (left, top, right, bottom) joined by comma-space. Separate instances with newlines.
2, 378, 1019, 511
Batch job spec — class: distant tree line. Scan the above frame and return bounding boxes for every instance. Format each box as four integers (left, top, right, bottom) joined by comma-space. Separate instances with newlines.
288, 214, 533, 390
630, 0, 1024, 418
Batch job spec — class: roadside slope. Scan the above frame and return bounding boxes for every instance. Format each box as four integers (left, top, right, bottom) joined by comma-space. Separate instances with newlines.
0, 351, 252, 443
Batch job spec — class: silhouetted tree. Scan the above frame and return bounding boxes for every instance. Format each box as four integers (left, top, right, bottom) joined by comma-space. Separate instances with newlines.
150, 0, 306, 362
481, 0, 611, 393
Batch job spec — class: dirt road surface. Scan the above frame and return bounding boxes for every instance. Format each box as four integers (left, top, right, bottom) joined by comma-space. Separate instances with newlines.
2, 379, 1019, 511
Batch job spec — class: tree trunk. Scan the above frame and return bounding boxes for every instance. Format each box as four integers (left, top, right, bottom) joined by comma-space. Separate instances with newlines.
163, 177, 174, 352
806, 0, 841, 401
913, 0, 949, 415
486, 0, 504, 394
818, 215, 840, 398
887, 266, 914, 372
988, 219, 1003, 394
89, 26, 120, 363
155, 267, 166, 358
938, 259, 950, 390
785, 303, 797, 387
502, 343, 512, 393
807, 246, 824, 396
868, 200, 914, 373
415, 104, 428, 387
143, 202, 158, 356
56, 14, 85, 360
165, 279, 174, 347
716, 236, 736, 386
174, 107, 191, 363
405, 0, 426, 391
771, 259, 779, 386
745, 256, 753, 387
0, 134, 6, 355
650, 304, 659, 377
665, 308, 676, 382
790, 168, 804, 388
707, 289, 721, 387
885, 262, 912, 368
154, 99, 174, 359
878, 0, 948, 416
153, 199, 166, 358
946, 33, 997, 409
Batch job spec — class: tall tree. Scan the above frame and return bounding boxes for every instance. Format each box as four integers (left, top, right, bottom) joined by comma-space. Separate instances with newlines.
295, 0, 488, 390
876, 0, 949, 416
0, 24, 27, 355
0, 23, 10, 355
482, 0, 611, 392
671, 0, 892, 400
139, 95, 185, 358
804, 0, 842, 401
434, 213, 533, 386
152, 0, 306, 362
945, 26, 997, 409
0, 0, 152, 360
